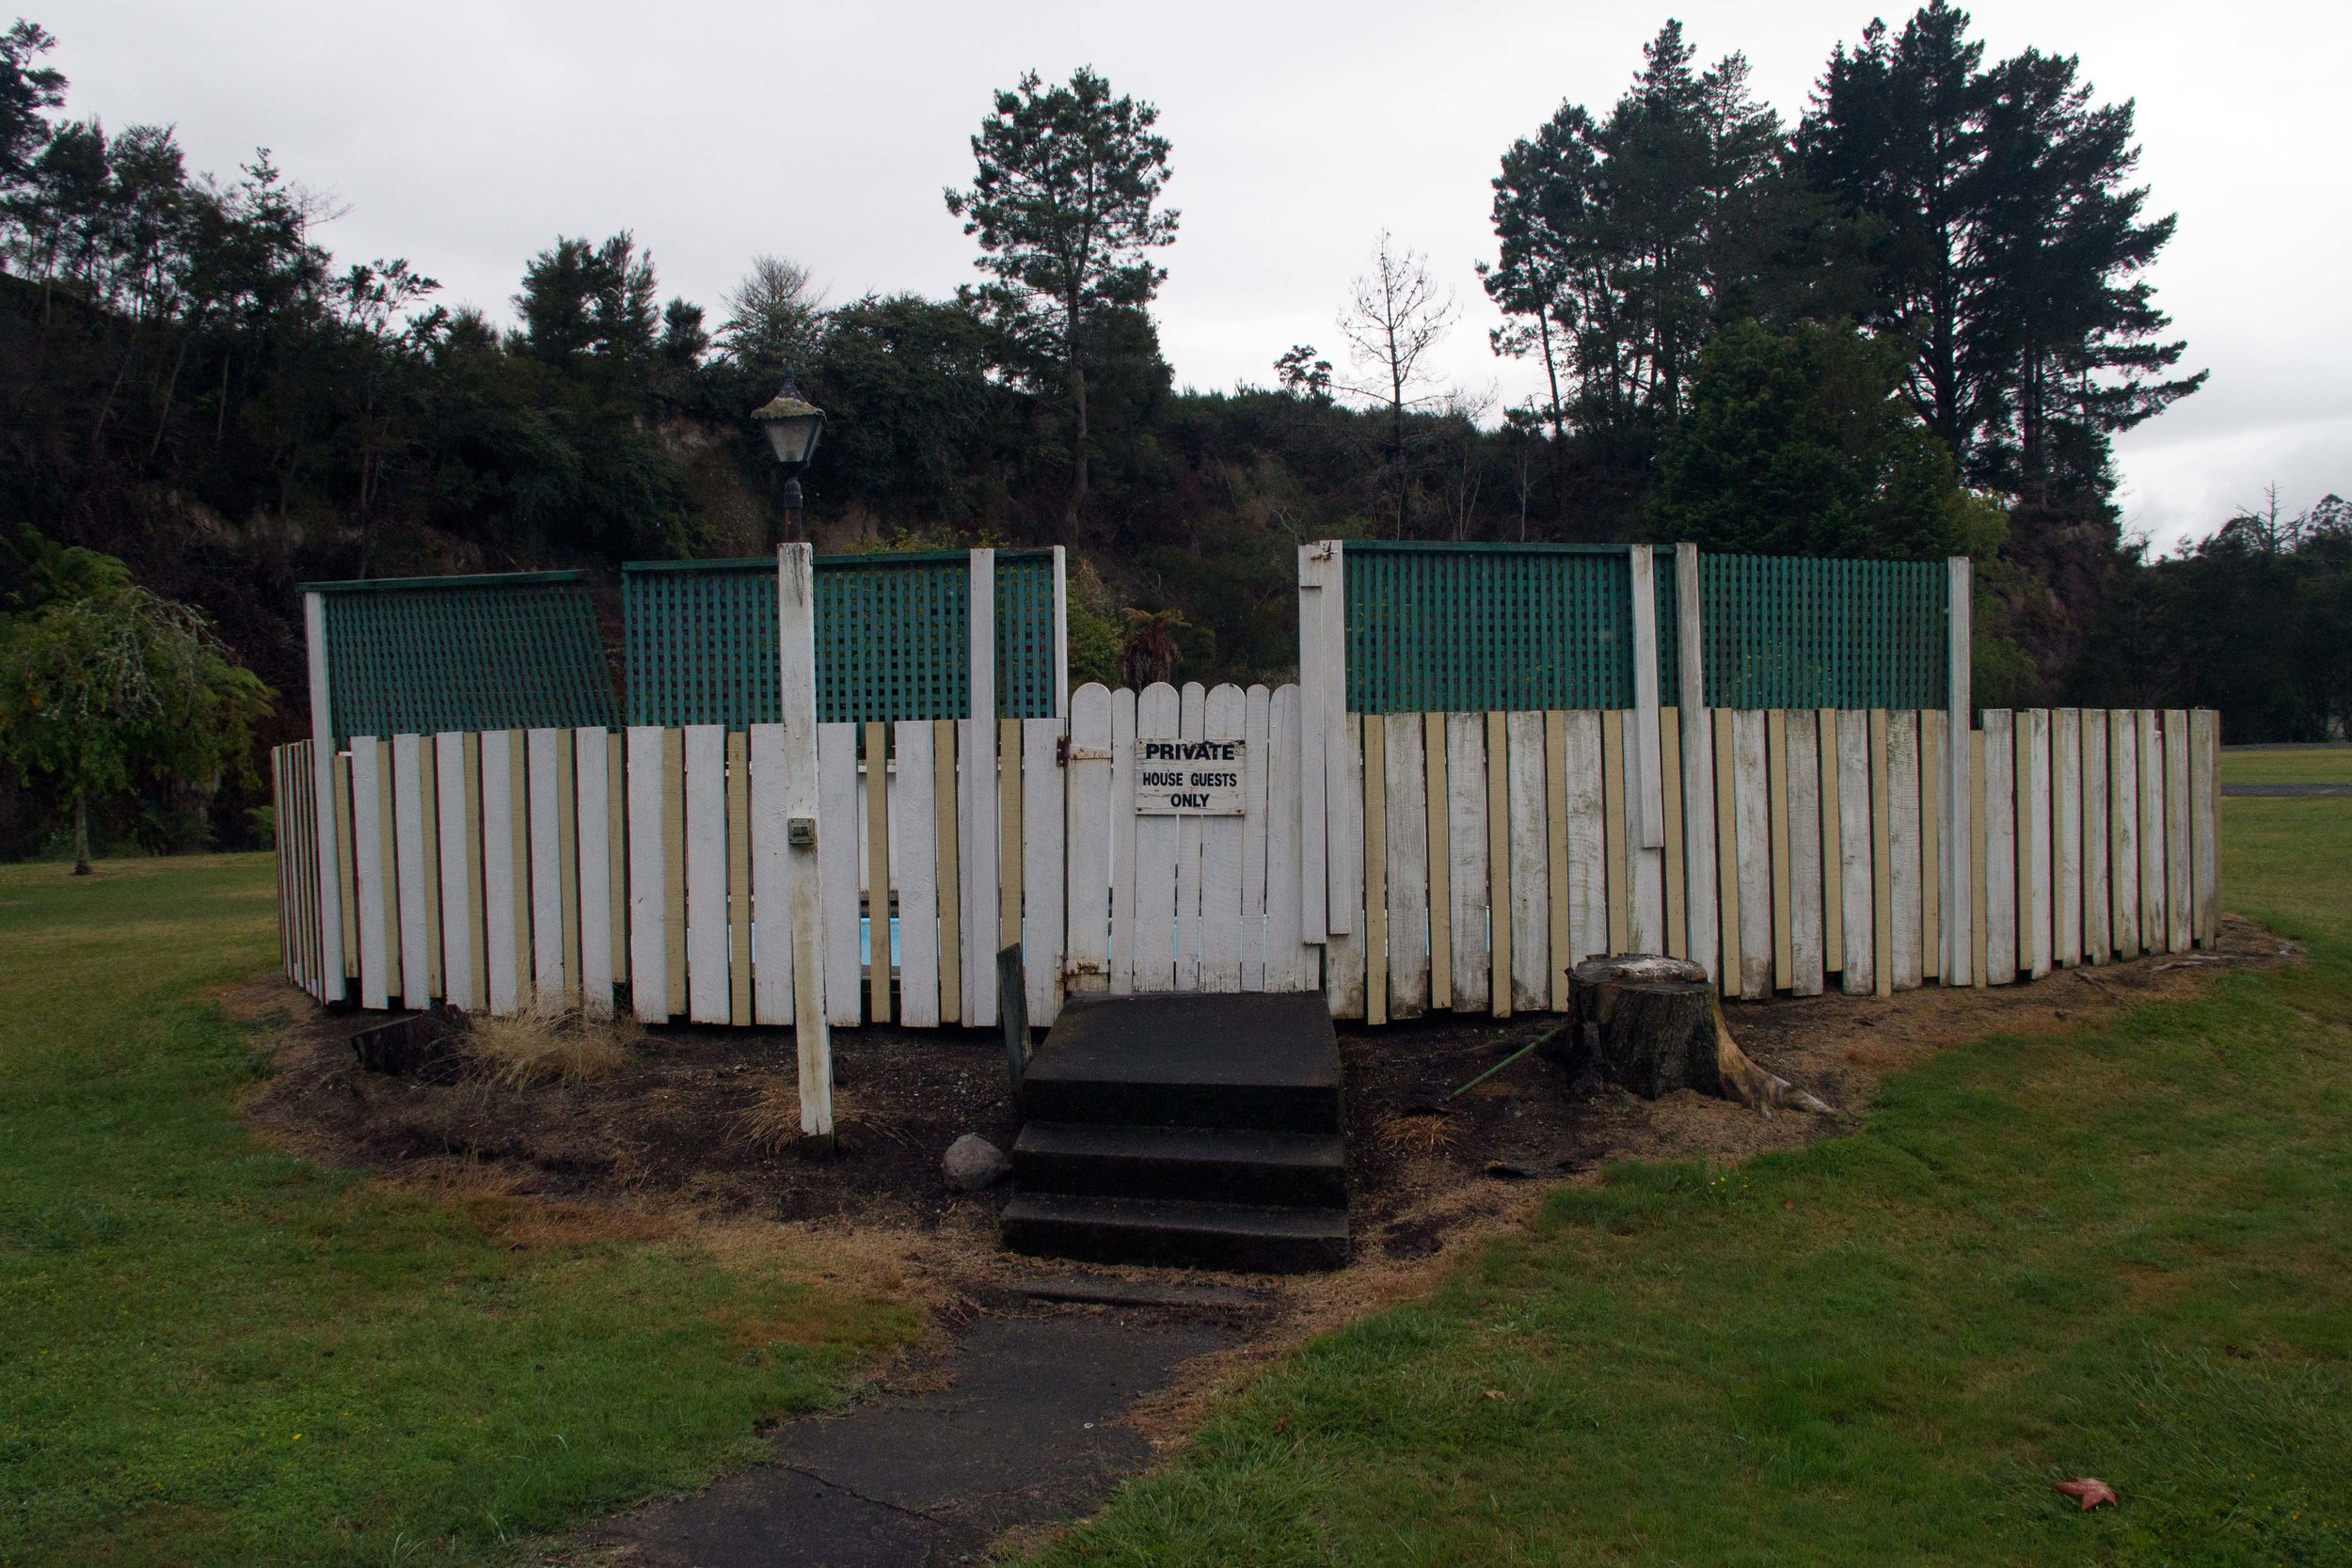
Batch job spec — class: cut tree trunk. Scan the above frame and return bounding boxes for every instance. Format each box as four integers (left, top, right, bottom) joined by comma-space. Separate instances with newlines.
1565, 954, 1836, 1117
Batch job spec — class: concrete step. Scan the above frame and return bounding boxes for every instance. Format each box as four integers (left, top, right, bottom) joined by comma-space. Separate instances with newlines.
1001, 1192, 1350, 1274
1014, 1121, 1347, 1208
1021, 992, 1343, 1133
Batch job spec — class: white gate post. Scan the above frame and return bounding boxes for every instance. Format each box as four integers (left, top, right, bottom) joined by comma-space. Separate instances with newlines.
777, 545, 833, 1148
1629, 544, 1664, 849
1674, 545, 1717, 985
962, 548, 999, 1026
1944, 556, 1975, 985
304, 591, 346, 1002
1050, 545, 1070, 719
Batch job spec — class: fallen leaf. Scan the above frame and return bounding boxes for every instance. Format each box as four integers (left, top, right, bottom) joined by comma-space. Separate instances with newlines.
1484, 1389, 1506, 1401
2056, 1478, 2118, 1512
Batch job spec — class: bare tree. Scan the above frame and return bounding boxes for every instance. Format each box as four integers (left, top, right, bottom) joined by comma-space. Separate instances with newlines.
720, 254, 827, 386
1337, 230, 1455, 536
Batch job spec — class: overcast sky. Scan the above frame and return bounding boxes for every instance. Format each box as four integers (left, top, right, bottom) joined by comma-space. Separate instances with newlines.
47, 0, 2350, 553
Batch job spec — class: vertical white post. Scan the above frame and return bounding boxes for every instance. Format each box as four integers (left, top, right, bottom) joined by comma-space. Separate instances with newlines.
1944, 556, 1975, 985
962, 548, 998, 1027
303, 592, 346, 1001
1296, 543, 1332, 942
778, 546, 832, 1145
1675, 544, 1717, 987
1320, 543, 1356, 933
1629, 545, 1663, 848
1050, 545, 1070, 719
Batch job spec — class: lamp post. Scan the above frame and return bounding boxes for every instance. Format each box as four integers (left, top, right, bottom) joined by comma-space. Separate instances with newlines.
752, 374, 826, 544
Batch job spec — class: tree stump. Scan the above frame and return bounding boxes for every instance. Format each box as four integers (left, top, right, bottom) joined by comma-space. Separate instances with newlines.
1565, 954, 1839, 1117
1567, 955, 1717, 1099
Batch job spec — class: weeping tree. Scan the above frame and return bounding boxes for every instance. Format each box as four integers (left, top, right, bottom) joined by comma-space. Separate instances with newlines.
0, 535, 271, 872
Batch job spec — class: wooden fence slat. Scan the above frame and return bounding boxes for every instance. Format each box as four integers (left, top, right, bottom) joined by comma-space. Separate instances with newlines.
816, 721, 862, 1027
527, 729, 567, 1010
2137, 709, 2166, 954
1175, 682, 1209, 993
661, 728, 686, 1014
334, 750, 358, 982
1545, 710, 1571, 1002
1983, 713, 2018, 985
1446, 712, 1490, 1011
1732, 710, 1772, 1000
748, 722, 794, 1026
933, 717, 962, 1021
1889, 711, 1922, 990
961, 553, 999, 1030
1241, 685, 1273, 992
1921, 711, 1944, 982
1133, 684, 1180, 994
1817, 709, 1843, 976
1265, 685, 1311, 993
1427, 711, 1454, 1010
1324, 715, 1368, 1021
607, 734, 628, 989
2111, 708, 2140, 958
1024, 714, 1067, 1023
1788, 710, 1825, 996
435, 734, 475, 1010
415, 736, 443, 1001
1660, 705, 1687, 961
626, 727, 669, 1022
1768, 710, 1793, 991
1868, 709, 1894, 1000
2055, 709, 2082, 968
896, 719, 940, 1026
1201, 684, 1248, 994
349, 736, 392, 1009
2190, 708, 2218, 945
1109, 687, 1139, 995
2023, 710, 2053, 980
1971, 726, 1989, 987
1564, 710, 1607, 973
1363, 714, 1390, 1026
482, 732, 523, 1015
1507, 711, 1549, 1013
682, 726, 728, 1024
1837, 711, 1875, 995
2165, 710, 2192, 954
576, 728, 614, 1018
1067, 685, 1114, 995
1602, 709, 1631, 957
2083, 710, 2111, 963
1001, 718, 1024, 954
557, 730, 581, 1012
865, 722, 892, 1022
1719, 710, 1746, 998
1385, 711, 1430, 1019
1486, 711, 1513, 1019
392, 735, 432, 1008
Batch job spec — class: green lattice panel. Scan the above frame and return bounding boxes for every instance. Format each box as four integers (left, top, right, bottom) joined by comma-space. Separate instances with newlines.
1344, 543, 1661, 714
626, 552, 1058, 729
312, 573, 619, 744
1698, 554, 1947, 709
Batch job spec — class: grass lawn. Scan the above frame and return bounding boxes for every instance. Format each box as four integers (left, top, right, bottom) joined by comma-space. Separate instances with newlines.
0, 854, 916, 1567
1042, 796, 2352, 1566
2221, 745, 2352, 785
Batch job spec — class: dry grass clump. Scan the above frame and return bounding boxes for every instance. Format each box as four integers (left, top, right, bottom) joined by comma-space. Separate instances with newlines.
739, 1072, 807, 1153
465, 1006, 637, 1086
1376, 1109, 1462, 1157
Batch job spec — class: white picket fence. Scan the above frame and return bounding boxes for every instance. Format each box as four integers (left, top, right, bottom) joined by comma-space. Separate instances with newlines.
278, 690, 2221, 1033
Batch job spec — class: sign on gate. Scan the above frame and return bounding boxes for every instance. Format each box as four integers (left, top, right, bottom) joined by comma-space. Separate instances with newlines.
1137, 738, 1248, 815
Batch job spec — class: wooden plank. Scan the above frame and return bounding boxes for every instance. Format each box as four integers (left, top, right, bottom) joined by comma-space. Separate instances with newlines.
1714, 709, 1741, 998
576, 727, 614, 1018
334, 750, 358, 981
526, 729, 565, 1009
1200, 684, 1248, 994
481, 733, 522, 1014
1970, 725, 1988, 986
1132, 684, 1180, 993
1066, 685, 1113, 995
1023, 715, 1067, 1023
1446, 712, 1490, 1011
1888, 712, 1922, 990
1322, 557, 1359, 938
1108, 687, 1139, 994
1629, 544, 1664, 848
1732, 710, 1772, 1000
1922, 712, 1944, 982
2165, 709, 2192, 954
1868, 710, 1894, 1000
682, 725, 728, 1023
1384, 711, 1429, 1019
1426, 711, 1454, 1010
1486, 711, 1514, 1018
1362, 713, 1390, 1026
866, 721, 892, 1022
1295, 554, 1328, 944
1624, 713, 1667, 955
1945, 558, 1975, 987
932, 718, 962, 1019
1507, 711, 1549, 1012
1767, 710, 1793, 990
1601, 709, 1631, 956
414, 736, 443, 1001
662, 728, 686, 1015
607, 733, 627, 988
626, 727, 669, 1022
961, 549, 998, 1027
1001, 717, 1024, 952
1562, 710, 1606, 972
1788, 710, 1824, 997
375, 737, 404, 1003
350, 736, 392, 1009
1241, 685, 1273, 992
1837, 711, 1874, 995
815, 721, 861, 1027
392, 735, 432, 1009
749, 722, 794, 1026
1675, 546, 1717, 989
2082, 710, 2111, 963
1545, 710, 1571, 1003
1175, 681, 1207, 992
2110, 708, 2141, 958
1264, 685, 1310, 992
2022, 709, 2052, 980
1982, 713, 2017, 985
1323, 714, 1367, 1020
1660, 705, 1687, 960
1817, 709, 1843, 975
303, 594, 347, 1001
2055, 709, 2082, 968
435, 734, 475, 1010
895, 720, 940, 1026
2191, 709, 2219, 946
2137, 709, 2166, 954
557, 730, 582, 1012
